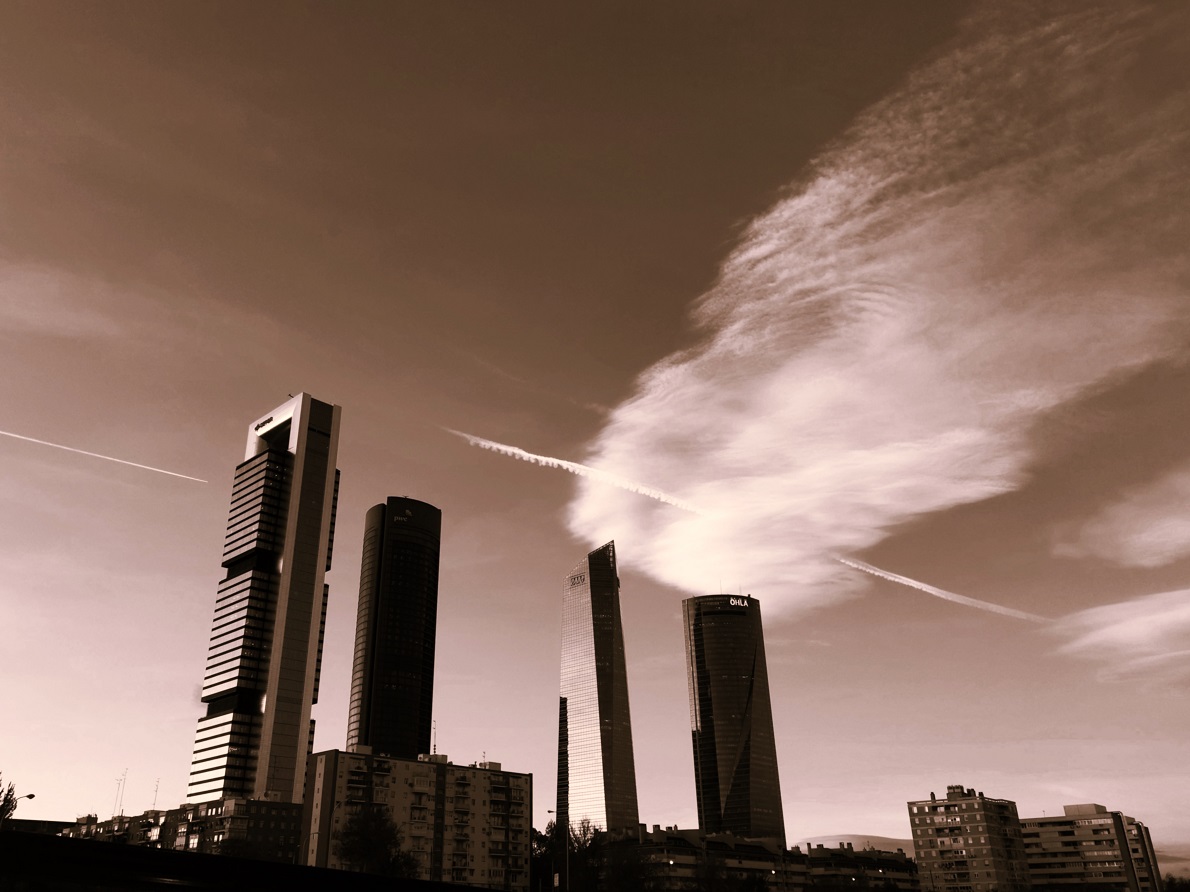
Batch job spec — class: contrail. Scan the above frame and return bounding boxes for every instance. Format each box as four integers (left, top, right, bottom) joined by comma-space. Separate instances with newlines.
0, 429, 207, 483
446, 428, 702, 513
837, 556, 1048, 623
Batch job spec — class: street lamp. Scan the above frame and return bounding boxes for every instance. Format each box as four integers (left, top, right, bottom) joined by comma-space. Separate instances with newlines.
546, 810, 569, 892
1, 793, 35, 830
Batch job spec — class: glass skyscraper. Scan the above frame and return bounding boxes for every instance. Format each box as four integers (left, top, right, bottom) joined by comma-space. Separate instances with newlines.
683, 594, 785, 843
188, 393, 341, 804
346, 496, 441, 759
556, 541, 639, 834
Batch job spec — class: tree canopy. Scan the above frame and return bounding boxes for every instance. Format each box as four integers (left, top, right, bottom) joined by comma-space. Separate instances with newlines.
0, 774, 28, 828
333, 805, 419, 878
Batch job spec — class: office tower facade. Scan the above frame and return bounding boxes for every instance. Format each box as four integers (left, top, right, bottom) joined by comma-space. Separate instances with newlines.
303, 749, 531, 890
683, 594, 785, 843
908, 785, 1030, 892
556, 541, 639, 834
346, 497, 441, 759
1021, 803, 1163, 892
188, 393, 341, 804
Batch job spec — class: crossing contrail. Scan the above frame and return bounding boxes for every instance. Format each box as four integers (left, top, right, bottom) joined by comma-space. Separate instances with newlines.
0, 429, 208, 483
446, 428, 702, 513
837, 556, 1048, 622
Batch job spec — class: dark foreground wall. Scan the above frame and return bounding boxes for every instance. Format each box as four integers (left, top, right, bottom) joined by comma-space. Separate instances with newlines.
0, 831, 464, 892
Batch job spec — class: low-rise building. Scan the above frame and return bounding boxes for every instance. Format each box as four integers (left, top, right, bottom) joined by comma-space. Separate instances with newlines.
1021, 803, 1163, 892
631, 827, 916, 891
634, 826, 805, 890
61, 799, 301, 862
302, 749, 531, 891
804, 841, 919, 890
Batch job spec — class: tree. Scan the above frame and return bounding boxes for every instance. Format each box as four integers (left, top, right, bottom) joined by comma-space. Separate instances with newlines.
0, 774, 29, 829
530, 821, 557, 892
567, 818, 603, 892
333, 805, 419, 877
601, 837, 653, 892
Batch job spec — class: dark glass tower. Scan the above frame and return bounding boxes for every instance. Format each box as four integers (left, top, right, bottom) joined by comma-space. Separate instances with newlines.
683, 594, 785, 843
188, 393, 341, 804
557, 541, 639, 834
346, 497, 441, 759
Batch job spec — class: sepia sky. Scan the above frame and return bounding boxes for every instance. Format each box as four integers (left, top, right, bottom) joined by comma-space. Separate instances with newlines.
2, 0, 1189, 860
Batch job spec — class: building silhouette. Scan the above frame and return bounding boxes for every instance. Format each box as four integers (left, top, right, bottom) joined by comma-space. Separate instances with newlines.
556, 541, 639, 834
346, 497, 441, 759
908, 785, 1030, 892
1021, 803, 1162, 892
683, 594, 785, 843
187, 393, 341, 804
63, 799, 302, 863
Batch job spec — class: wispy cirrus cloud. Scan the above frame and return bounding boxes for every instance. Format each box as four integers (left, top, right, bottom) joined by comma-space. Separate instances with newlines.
0, 263, 125, 338
844, 559, 1190, 689
1055, 464, 1190, 569
1053, 589, 1190, 691
567, 2, 1190, 612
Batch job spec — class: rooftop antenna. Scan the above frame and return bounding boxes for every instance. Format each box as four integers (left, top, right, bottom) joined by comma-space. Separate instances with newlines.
152, 778, 160, 810
113, 769, 127, 817
433, 720, 438, 754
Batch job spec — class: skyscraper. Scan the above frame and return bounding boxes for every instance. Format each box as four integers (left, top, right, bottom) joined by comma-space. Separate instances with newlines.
188, 393, 341, 804
556, 541, 639, 834
346, 496, 441, 759
683, 594, 785, 843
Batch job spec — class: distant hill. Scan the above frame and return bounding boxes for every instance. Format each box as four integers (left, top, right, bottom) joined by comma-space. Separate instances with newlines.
799, 835, 915, 856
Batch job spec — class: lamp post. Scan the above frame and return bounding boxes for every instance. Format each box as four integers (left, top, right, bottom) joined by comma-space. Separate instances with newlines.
546, 809, 568, 892
1, 793, 34, 830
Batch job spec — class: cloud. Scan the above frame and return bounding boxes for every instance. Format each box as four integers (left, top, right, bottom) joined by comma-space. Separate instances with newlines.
1055, 464, 1190, 568
0, 264, 124, 338
568, 2, 1190, 612
1054, 589, 1190, 691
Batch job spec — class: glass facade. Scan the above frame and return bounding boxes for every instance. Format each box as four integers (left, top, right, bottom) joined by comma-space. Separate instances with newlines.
557, 541, 639, 833
347, 496, 441, 759
683, 594, 785, 843
188, 394, 341, 804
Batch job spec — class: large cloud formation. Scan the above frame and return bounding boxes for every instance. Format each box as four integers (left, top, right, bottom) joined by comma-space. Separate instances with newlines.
569, 1, 1190, 612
